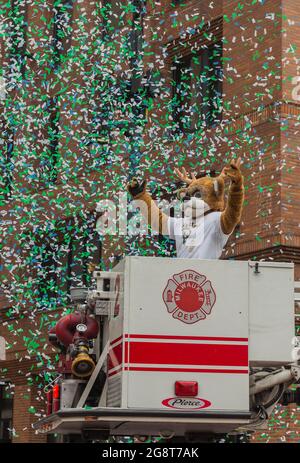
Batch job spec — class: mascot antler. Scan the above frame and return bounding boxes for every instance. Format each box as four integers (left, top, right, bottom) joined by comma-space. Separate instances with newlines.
174, 163, 241, 185
174, 167, 196, 185
174, 159, 242, 185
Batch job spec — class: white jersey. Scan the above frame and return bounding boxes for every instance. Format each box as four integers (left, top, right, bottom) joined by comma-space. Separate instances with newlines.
168, 211, 231, 259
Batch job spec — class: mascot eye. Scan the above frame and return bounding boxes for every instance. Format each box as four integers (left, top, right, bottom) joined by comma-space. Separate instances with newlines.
193, 191, 202, 199
178, 191, 187, 201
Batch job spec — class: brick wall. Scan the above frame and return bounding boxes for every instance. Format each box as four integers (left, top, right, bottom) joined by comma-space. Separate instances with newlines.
11, 384, 47, 443
252, 404, 300, 443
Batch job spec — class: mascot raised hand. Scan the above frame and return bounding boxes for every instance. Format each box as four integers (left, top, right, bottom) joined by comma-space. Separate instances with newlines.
127, 158, 244, 259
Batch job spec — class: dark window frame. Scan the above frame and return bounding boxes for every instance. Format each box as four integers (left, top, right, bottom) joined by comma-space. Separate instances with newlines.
0, 382, 13, 443
52, 0, 74, 69
9, 0, 29, 81
0, 121, 14, 200
172, 40, 223, 133
40, 96, 60, 185
171, 0, 190, 5
37, 214, 102, 305
101, 0, 127, 39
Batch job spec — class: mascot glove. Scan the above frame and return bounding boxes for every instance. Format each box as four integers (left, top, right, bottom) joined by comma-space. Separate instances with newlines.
127, 177, 147, 198
223, 161, 243, 186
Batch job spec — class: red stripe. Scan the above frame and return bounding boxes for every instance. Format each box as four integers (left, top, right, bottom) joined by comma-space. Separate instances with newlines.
108, 366, 123, 377
125, 339, 129, 364
129, 342, 248, 367
108, 342, 123, 370
125, 367, 248, 374
110, 335, 123, 346
128, 334, 248, 342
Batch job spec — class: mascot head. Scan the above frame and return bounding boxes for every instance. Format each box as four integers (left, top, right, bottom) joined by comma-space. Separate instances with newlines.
176, 174, 225, 213
174, 167, 227, 217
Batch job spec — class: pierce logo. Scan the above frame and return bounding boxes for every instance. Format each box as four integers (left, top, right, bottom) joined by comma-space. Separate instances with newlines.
162, 397, 211, 410
162, 269, 216, 324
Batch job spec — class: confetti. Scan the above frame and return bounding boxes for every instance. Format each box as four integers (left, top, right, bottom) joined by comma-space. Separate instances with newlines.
0, 0, 299, 444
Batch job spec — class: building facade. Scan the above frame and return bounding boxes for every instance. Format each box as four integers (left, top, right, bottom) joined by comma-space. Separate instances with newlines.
0, 0, 300, 443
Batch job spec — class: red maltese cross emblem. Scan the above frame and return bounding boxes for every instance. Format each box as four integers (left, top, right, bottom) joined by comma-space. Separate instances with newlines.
162, 270, 216, 324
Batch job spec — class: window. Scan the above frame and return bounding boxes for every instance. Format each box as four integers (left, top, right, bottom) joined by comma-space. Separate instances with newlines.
0, 382, 13, 443
36, 214, 102, 308
40, 97, 60, 185
172, 41, 223, 132
0, 119, 14, 200
52, 0, 74, 68
171, 0, 189, 5
131, 0, 145, 53
90, 1, 147, 145
89, 83, 115, 146
0, 285, 13, 315
9, 0, 29, 82
129, 0, 145, 86
48, 98, 60, 184
101, 0, 126, 38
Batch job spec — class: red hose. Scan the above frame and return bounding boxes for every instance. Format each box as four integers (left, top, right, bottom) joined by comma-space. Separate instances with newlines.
55, 312, 99, 347
49, 325, 62, 349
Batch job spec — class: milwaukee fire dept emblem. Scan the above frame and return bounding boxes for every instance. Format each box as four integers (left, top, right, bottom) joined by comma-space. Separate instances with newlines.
162, 270, 216, 324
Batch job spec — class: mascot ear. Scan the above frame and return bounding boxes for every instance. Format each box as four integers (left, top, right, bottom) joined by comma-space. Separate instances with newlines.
213, 180, 219, 195
213, 177, 225, 198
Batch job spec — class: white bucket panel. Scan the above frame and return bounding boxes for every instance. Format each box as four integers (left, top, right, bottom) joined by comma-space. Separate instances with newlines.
103, 257, 294, 412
